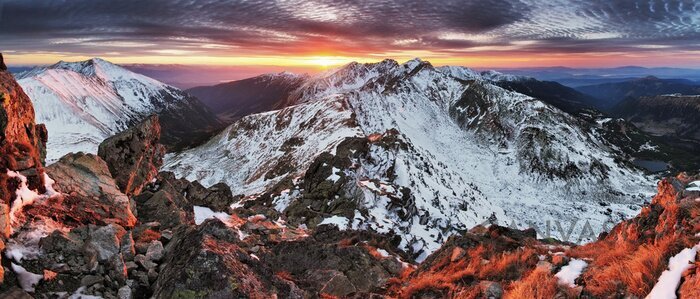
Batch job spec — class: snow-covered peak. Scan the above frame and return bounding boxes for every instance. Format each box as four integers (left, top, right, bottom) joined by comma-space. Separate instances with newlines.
480, 70, 530, 82
46, 58, 168, 88
436, 65, 482, 81
402, 57, 430, 71
17, 58, 209, 163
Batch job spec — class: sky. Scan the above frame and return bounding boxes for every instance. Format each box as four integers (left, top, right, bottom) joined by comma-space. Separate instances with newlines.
2, 0, 700, 69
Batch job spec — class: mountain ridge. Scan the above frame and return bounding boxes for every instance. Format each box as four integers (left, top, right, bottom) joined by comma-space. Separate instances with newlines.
16, 58, 223, 162
164, 58, 654, 260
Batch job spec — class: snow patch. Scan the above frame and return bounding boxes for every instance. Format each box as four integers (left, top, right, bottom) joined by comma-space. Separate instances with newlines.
555, 259, 588, 287
319, 215, 350, 230
11, 263, 43, 292
687, 181, 700, 192
646, 244, 698, 299
327, 167, 342, 182
5, 218, 69, 263
193, 206, 230, 225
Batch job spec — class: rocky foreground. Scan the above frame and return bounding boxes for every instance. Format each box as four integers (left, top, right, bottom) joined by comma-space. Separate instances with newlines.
1, 58, 700, 298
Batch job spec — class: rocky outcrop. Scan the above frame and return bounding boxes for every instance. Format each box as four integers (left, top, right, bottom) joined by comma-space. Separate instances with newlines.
0, 53, 6, 71
153, 217, 407, 298
132, 172, 195, 229
98, 115, 165, 197
0, 60, 48, 283
41, 153, 137, 228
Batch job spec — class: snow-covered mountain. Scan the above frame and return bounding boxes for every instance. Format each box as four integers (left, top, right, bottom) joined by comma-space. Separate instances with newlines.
16, 58, 221, 163
163, 59, 654, 260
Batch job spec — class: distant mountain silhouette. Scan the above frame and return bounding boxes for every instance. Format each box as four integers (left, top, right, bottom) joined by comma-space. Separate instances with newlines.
576, 76, 700, 111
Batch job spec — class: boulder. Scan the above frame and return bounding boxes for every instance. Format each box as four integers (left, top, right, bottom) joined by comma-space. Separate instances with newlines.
98, 115, 165, 197
132, 189, 192, 230
42, 153, 137, 227
185, 181, 237, 212
152, 220, 293, 299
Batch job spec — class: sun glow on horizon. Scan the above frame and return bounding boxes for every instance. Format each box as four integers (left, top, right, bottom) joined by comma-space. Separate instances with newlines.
5, 50, 700, 69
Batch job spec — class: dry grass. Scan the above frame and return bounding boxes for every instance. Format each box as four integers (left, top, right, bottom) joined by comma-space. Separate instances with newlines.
478, 248, 539, 281
575, 236, 682, 297
504, 267, 559, 299
136, 228, 161, 243
275, 271, 294, 281
678, 262, 700, 298
396, 245, 540, 298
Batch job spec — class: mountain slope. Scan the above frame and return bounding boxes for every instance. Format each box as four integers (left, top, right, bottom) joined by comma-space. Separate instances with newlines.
186, 72, 306, 123
576, 76, 700, 110
486, 77, 604, 114
164, 59, 653, 260
16, 58, 222, 162
613, 94, 700, 148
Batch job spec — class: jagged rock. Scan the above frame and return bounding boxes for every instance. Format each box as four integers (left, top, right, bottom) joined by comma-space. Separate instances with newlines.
185, 181, 237, 212
479, 281, 503, 299
152, 220, 295, 299
120, 232, 136, 261
81, 274, 104, 287
264, 225, 400, 295
98, 115, 165, 197
41, 153, 137, 227
145, 241, 164, 262
0, 53, 6, 71
0, 66, 48, 238
118, 285, 132, 299
86, 224, 127, 262
305, 269, 356, 296
134, 254, 157, 271
132, 172, 194, 229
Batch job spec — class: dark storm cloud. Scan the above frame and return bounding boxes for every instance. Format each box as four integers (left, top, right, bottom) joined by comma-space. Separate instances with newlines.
1, 0, 699, 57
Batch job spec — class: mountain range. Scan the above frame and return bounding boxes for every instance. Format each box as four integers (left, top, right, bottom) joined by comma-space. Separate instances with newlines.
3, 55, 700, 298
164, 58, 655, 259
575, 76, 700, 111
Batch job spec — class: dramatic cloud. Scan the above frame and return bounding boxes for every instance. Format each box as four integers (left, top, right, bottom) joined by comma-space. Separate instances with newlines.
1, 0, 699, 66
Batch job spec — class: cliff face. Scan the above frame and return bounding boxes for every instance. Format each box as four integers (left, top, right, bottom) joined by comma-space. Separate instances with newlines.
0, 63, 48, 238
0, 54, 48, 284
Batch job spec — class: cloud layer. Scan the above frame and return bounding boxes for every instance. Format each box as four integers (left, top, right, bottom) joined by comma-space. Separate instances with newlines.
1, 0, 699, 63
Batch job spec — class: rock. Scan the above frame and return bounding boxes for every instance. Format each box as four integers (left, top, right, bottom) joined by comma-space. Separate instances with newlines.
135, 254, 157, 271
145, 241, 164, 262
118, 285, 132, 299
81, 274, 104, 287
86, 224, 127, 262
98, 115, 165, 197
0, 53, 6, 71
43, 153, 137, 227
0, 287, 32, 299
1, 66, 48, 237
306, 269, 356, 297
185, 181, 236, 212
120, 232, 136, 261
479, 281, 503, 299
125, 261, 138, 272
0, 69, 46, 168
152, 220, 291, 299
132, 173, 194, 229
